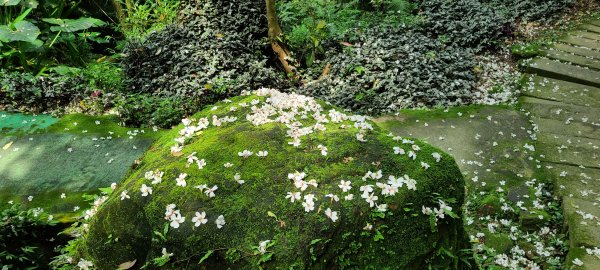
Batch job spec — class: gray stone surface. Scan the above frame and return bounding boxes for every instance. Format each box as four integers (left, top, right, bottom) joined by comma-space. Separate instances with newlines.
544, 50, 600, 70
527, 58, 600, 88
581, 24, 600, 34
521, 75, 600, 108
551, 43, 600, 59
561, 36, 600, 50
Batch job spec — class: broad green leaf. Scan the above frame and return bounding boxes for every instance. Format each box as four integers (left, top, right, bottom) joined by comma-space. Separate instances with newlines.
18, 39, 43, 52
0, 20, 40, 43
42, 17, 106, 32
1, 0, 20, 6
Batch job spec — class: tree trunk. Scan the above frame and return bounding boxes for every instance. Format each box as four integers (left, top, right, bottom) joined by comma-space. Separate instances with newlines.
265, 0, 296, 77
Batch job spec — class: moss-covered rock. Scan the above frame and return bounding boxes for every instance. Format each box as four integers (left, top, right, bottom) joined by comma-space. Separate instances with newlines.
80, 89, 467, 269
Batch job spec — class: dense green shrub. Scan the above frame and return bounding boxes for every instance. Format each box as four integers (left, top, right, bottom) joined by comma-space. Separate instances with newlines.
120, 0, 289, 128
277, 0, 419, 66
0, 203, 61, 269
299, 27, 476, 115
414, 0, 574, 50
0, 61, 123, 113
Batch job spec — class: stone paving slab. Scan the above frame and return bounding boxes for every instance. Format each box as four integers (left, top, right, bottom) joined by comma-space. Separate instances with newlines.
590, 20, 600, 28
522, 75, 600, 108
552, 43, 600, 60
520, 96, 600, 124
562, 36, 600, 50
544, 50, 600, 71
527, 58, 600, 88
572, 31, 600, 41
563, 197, 600, 248
581, 24, 600, 34
537, 132, 600, 169
532, 117, 600, 140
565, 246, 600, 270
544, 162, 600, 200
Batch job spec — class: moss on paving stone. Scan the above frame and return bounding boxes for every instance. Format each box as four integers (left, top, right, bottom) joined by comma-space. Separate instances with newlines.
0, 112, 166, 220
80, 93, 467, 269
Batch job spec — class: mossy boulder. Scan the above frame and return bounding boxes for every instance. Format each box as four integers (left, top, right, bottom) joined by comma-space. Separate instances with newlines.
80, 89, 467, 269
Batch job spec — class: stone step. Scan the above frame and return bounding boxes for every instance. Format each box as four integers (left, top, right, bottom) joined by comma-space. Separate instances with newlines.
551, 43, 600, 60
527, 58, 600, 88
561, 36, 600, 51
581, 24, 600, 34
565, 246, 600, 270
521, 75, 600, 108
543, 162, 600, 200
571, 31, 600, 41
521, 96, 600, 123
544, 50, 600, 71
537, 132, 600, 169
532, 117, 600, 140
590, 20, 600, 27
563, 197, 600, 248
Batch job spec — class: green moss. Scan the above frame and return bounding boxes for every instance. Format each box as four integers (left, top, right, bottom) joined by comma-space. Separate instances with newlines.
46, 113, 165, 139
81, 93, 467, 269
485, 233, 513, 254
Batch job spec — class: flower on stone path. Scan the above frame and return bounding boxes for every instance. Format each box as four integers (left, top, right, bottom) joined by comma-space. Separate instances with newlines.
317, 145, 328, 156
120, 191, 130, 200
205, 185, 218, 198
198, 118, 209, 129
141, 184, 152, 196
238, 150, 253, 158
216, 215, 226, 229
212, 115, 222, 127
256, 151, 268, 157
338, 180, 352, 192
192, 211, 208, 227
432, 152, 442, 162
325, 208, 338, 222
572, 258, 583, 266
176, 173, 188, 187
286, 191, 301, 203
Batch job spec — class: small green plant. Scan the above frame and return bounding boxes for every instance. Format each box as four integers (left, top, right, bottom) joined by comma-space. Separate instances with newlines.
0, 202, 59, 269
119, 0, 179, 39
0, 0, 109, 72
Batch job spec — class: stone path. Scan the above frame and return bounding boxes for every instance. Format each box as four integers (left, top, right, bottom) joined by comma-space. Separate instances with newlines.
0, 112, 158, 221
523, 19, 600, 269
